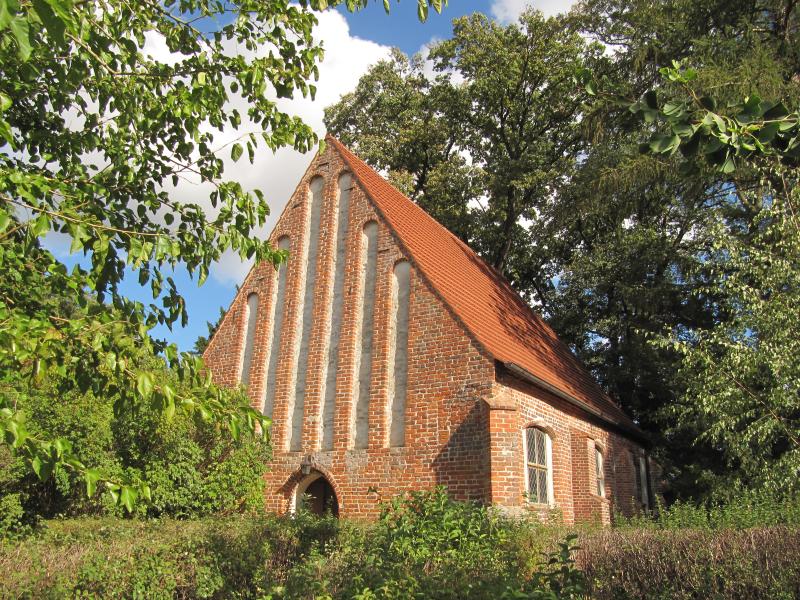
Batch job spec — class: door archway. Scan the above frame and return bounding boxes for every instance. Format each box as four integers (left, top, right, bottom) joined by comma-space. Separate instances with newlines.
295, 472, 339, 517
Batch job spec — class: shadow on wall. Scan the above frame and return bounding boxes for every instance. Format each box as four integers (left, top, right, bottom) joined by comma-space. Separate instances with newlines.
431, 397, 491, 504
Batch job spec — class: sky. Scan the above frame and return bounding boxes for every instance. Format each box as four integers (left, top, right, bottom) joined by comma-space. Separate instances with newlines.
55, 0, 578, 352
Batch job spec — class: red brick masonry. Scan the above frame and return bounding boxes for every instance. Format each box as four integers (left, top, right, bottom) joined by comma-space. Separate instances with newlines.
204, 136, 652, 522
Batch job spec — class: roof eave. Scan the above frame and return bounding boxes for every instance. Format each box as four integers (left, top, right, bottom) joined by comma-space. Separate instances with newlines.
501, 362, 650, 446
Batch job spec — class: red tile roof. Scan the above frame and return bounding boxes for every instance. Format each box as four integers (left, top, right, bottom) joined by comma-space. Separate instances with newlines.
328, 135, 641, 435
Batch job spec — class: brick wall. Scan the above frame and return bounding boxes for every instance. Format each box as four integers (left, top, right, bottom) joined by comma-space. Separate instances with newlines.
205, 144, 495, 519
491, 369, 648, 524
204, 143, 649, 523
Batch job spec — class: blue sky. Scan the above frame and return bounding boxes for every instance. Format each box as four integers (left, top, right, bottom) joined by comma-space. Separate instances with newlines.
52, 0, 575, 353
339, 1, 494, 55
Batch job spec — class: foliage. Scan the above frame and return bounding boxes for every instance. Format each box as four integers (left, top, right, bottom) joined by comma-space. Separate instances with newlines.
578, 60, 800, 173
662, 178, 800, 492
615, 489, 800, 530
0, 365, 271, 536
577, 57, 800, 491
0, 490, 589, 599
0, 0, 442, 507
2, 490, 799, 599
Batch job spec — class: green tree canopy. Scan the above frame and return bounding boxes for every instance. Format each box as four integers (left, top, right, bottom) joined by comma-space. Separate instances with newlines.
0, 0, 443, 509
327, 1, 800, 498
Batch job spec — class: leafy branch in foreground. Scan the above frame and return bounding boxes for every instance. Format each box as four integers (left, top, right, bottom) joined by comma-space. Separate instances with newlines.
577, 60, 800, 174
577, 62, 800, 490
0, 0, 444, 509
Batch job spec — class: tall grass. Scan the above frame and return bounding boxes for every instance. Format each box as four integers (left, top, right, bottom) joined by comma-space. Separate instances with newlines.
0, 489, 799, 599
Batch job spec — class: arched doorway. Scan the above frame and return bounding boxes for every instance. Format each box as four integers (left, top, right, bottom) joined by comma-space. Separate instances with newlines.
295, 472, 339, 517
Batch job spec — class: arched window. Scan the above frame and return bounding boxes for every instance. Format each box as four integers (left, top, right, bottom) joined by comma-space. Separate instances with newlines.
239, 293, 259, 385
594, 444, 606, 497
524, 427, 553, 505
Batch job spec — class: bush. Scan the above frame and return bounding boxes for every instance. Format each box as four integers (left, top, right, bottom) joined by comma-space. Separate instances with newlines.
580, 527, 800, 600
1, 490, 798, 599
0, 369, 270, 523
0, 490, 583, 600
616, 489, 800, 530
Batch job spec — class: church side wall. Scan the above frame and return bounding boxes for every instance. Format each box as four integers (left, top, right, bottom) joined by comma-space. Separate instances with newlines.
204, 144, 496, 519
489, 372, 650, 525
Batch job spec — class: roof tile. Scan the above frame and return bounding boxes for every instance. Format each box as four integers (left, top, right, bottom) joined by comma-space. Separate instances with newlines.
327, 135, 639, 432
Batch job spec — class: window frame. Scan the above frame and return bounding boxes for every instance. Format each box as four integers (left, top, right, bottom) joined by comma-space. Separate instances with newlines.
594, 444, 606, 498
637, 454, 649, 509
522, 426, 554, 506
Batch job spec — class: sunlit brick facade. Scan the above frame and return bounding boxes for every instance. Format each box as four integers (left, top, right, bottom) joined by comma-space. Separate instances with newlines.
204, 136, 653, 523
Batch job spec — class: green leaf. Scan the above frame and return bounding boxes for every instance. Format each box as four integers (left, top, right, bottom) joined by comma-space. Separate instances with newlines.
383, 0, 390, 12
0, 92, 11, 112
698, 96, 716, 111
719, 153, 736, 173
742, 95, 762, 116
136, 371, 154, 399
0, 210, 10, 233
31, 455, 43, 478
662, 101, 684, 117
417, 0, 428, 22
31, 214, 50, 237
120, 486, 137, 512
85, 469, 101, 497
10, 15, 31, 60
649, 133, 680, 155
32, 0, 66, 45
0, 0, 12, 29
757, 121, 781, 144
0, 118, 12, 146
231, 143, 243, 162
763, 102, 789, 120
107, 485, 120, 505
710, 113, 727, 133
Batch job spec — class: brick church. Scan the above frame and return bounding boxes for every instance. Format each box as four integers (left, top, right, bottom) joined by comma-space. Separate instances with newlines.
204, 136, 653, 523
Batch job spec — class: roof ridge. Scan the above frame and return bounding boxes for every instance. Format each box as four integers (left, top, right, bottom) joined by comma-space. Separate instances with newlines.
325, 134, 639, 434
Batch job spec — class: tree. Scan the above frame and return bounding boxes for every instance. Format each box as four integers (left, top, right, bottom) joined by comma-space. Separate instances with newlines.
326, 10, 598, 299
327, 1, 800, 499
0, 0, 442, 509
604, 62, 800, 492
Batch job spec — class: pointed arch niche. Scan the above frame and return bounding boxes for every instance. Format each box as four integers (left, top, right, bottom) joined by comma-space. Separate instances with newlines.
261, 236, 291, 420
239, 293, 259, 386
388, 260, 411, 447
288, 176, 324, 452
352, 220, 379, 449
320, 173, 352, 451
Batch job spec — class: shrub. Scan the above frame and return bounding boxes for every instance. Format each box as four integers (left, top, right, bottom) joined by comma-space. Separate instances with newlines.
1, 490, 798, 599
0, 369, 270, 524
579, 526, 800, 600
616, 489, 800, 530
0, 491, 583, 600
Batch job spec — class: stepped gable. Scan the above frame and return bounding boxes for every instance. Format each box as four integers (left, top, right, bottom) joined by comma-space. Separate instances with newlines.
327, 134, 638, 432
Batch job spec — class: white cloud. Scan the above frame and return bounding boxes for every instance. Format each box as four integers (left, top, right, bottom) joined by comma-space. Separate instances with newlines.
491, 0, 578, 22
416, 37, 465, 85
165, 11, 391, 285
